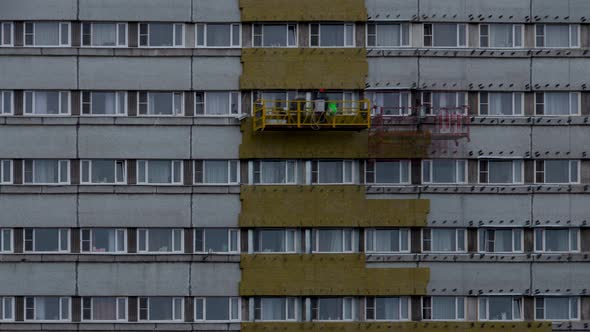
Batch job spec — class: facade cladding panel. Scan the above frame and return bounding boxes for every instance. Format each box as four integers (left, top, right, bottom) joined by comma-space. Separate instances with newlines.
0, 0, 585, 332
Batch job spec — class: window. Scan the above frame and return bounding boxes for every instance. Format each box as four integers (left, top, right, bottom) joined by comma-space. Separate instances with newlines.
422, 159, 467, 184
0, 160, 12, 184
535, 160, 579, 184
365, 160, 410, 185
255, 90, 298, 110
312, 298, 353, 321
80, 229, 126, 253
81, 23, 127, 47
194, 228, 239, 254
421, 92, 467, 115
479, 160, 523, 184
534, 228, 579, 252
423, 23, 466, 47
138, 297, 183, 321
81, 91, 126, 115
0, 297, 14, 321
479, 92, 524, 116
0, 229, 12, 253
24, 228, 69, 253
24, 160, 70, 184
24, 22, 70, 46
254, 297, 296, 321
196, 23, 240, 47
535, 24, 579, 48
253, 24, 297, 47
366, 297, 409, 321
312, 229, 355, 253
311, 160, 354, 184
137, 160, 182, 185
0, 22, 13, 46
479, 24, 523, 48
367, 91, 411, 116
478, 229, 523, 253
535, 92, 580, 116
422, 296, 464, 320
536, 297, 579, 321
252, 160, 297, 184
422, 228, 466, 253
82, 297, 127, 321
310, 23, 354, 47
137, 228, 183, 253
194, 91, 240, 116
80, 160, 126, 184
479, 297, 522, 321
24, 91, 70, 115
365, 229, 410, 253
138, 23, 183, 47
25, 297, 70, 321
0, 91, 13, 115
253, 229, 297, 253
367, 23, 410, 48
195, 297, 240, 321
138, 92, 183, 116
193, 160, 239, 185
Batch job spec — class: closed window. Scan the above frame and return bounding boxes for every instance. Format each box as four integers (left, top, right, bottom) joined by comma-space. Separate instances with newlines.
479, 160, 523, 184
24, 22, 70, 46
367, 91, 411, 116
138, 297, 183, 321
194, 228, 239, 254
24, 91, 70, 115
311, 297, 353, 321
424, 23, 466, 47
196, 23, 240, 47
367, 22, 410, 48
365, 229, 410, 253
365, 297, 409, 321
0, 22, 13, 46
312, 229, 355, 253
252, 160, 297, 184
81, 91, 126, 115
80, 228, 126, 253
24, 160, 70, 184
0, 91, 13, 114
0, 297, 14, 321
194, 91, 240, 116
479, 297, 522, 321
422, 159, 467, 184
535, 160, 579, 184
478, 229, 523, 253
535, 24, 579, 48
479, 24, 523, 48
195, 297, 240, 321
194, 160, 239, 185
81, 23, 127, 47
254, 297, 297, 321
24, 228, 69, 253
422, 228, 466, 253
25, 297, 70, 321
535, 92, 580, 116
82, 297, 127, 321
138, 92, 183, 116
137, 160, 183, 185
535, 297, 579, 321
138, 23, 183, 47
311, 160, 354, 184
535, 228, 579, 252
80, 160, 126, 184
310, 23, 354, 47
253, 229, 297, 253
0, 160, 12, 184
366, 160, 410, 184
137, 228, 183, 253
253, 24, 297, 47
421, 92, 467, 115
0, 229, 12, 253
479, 92, 524, 116
256, 90, 298, 110
422, 296, 464, 320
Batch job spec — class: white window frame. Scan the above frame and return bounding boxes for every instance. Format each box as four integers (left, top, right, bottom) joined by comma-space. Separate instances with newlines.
23, 160, 70, 185
137, 91, 184, 116
312, 229, 355, 253
478, 159, 524, 184
534, 92, 580, 116
535, 24, 580, 48
477, 228, 524, 253
0, 229, 13, 253
365, 296, 410, 321
366, 22, 411, 48
252, 23, 297, 48
479, 24, 524, 48
25, 297, 71, 322
137, 228, 184, 254
367, 91, 412, 116
250, 160, 297, 185
365, 228, 410, 253
534, 160, 580, 184
81, 22, 127, 47
422, 159, 467, 184
478, 92, 524, 116
195, 23, 241, 48
422, 296, 465, 321
138, 23, 184, 48
194, 91, 241, 116
423, 23, 467, 48
24, 22, 70, 47
0, 160, 13, 184
365, 160, 411, 185
478, 296, 523, 321
136, 160, 183, 185
252, 229, 297, 254
24, 228, 70, 253
421, 91, 468, 115
0, 297, 14, 321
81, 91, 127, 116
310, 160, 354, 184
80, 228, 127, 254
309, 23, 355, 48
0, 22, 13, 47
312, 297, 354, 321
80, 160, 127, 185
193, 160, 240, 185
422, 228, 466, 253
194, 228, 240, 254
81, 297, 128, 321
253, 297, 297, 321
24, 91, 71, 116
0, 90, 14, 115
534, 228, 580, 253
194, 297, 241, 322
535, 297, 580, 321
138, 297, 184, 322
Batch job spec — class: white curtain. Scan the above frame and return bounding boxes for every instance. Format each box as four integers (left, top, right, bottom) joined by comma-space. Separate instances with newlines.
261, 161, 286, 183
432, 229, 455, 251
432, 92, 457, 110
376, 24, 400, 47
489, 93, 513, 115
375, 229, 399, 252
92, 92, 117, 115
92, 23, 116, 46
93, 297, 116, 320
494, 230, 512, 252
433, 23, 457, 47
147, 160, 172, 183
491, 24, 513, 47
34, 22, 59, 45
204, 160, 228, 183
207, 24, 231, 46
376, 297, 399, 320
432, 297, 456, 319
545, 92, 569, 115
318, 230, 342, 252
546, 25, 570, 47
206, 92, 229, 115
34, 160, 59, 183
262, 298, 285, 320
35, 91, 60, 115
320, 25, 344, 46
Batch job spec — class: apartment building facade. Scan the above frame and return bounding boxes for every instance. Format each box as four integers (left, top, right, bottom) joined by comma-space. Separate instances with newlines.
0, 0, 589, 331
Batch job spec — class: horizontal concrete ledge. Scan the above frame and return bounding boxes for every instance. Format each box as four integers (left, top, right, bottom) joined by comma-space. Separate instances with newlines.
0, 117, 241, 126
0, 254, 240, 263
366, 185, 590, 195
0, 185, 241, 194
367, 48, 590, 59
366, 252, 590, 263
0, 48, 242, 57
0, 322, 241, 330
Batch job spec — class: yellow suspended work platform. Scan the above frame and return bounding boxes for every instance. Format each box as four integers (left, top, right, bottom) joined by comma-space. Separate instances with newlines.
252, 99, 371, 131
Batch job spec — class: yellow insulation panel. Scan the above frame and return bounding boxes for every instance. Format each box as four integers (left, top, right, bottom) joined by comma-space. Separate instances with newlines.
242, 322, 553, 332
368, 131, 432, 159
240, 0, 367, 22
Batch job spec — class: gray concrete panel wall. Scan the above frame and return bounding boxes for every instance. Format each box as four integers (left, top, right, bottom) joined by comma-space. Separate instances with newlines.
532, 263, 590, 293
533, 194, 590, 226
532, 0, 590, 23
78, 263, 190, 296
79, 57, 192, 90
0, 126, 76, 158
532, 126, 589, 159
190, 263, 240, 296
0, 57, 77, 90
367, 57, 418, 89
533, 59, 590, 91
79, 0, 192, 22
78, 126, 191, 159
467, 126, 531, 157
419, 0, 530, 22
193, 0, 240, 22
366, 0, 418, 21
0, 263, 76, 295
192, 126, 241, 159
193, 57, 241, 90
79, 194, 191, 227
0, 0, 77, 20
0, 195, 77, 227
193, 194, 240, 227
